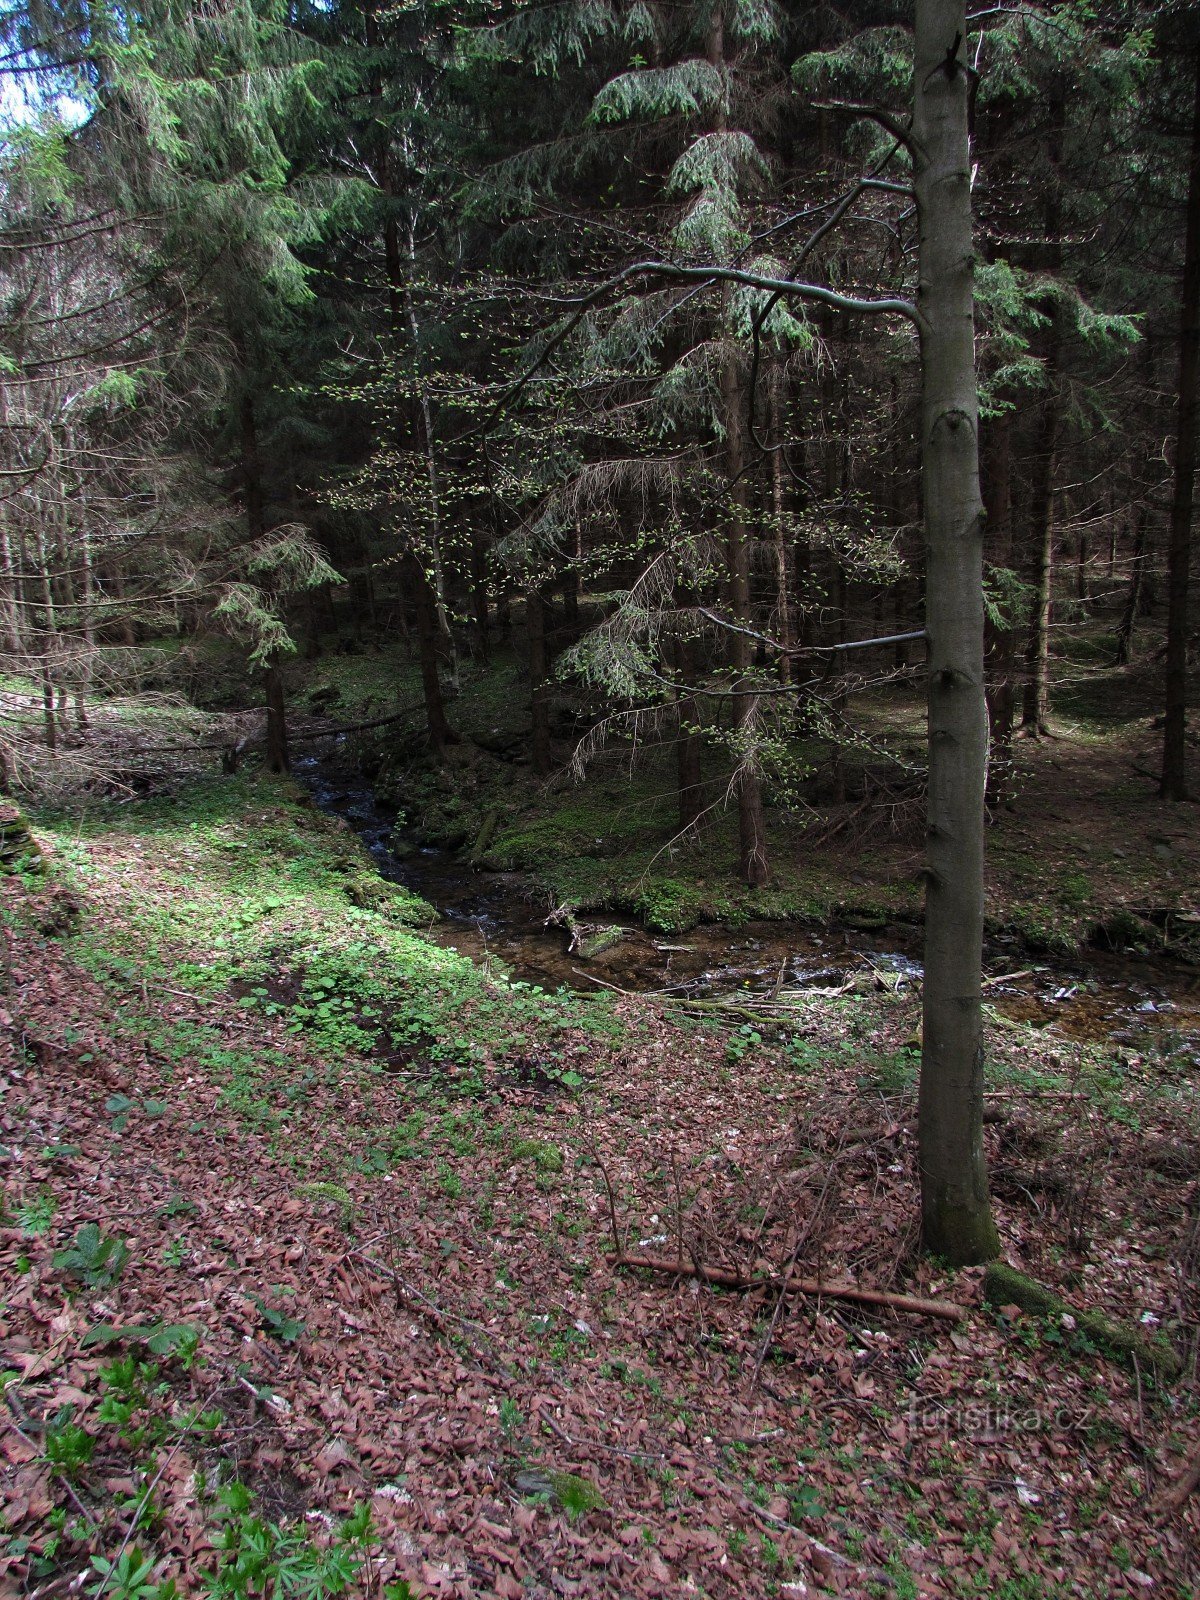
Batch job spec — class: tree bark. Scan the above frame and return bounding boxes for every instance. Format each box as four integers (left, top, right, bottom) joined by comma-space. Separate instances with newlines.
1020, 86, 1065, 737
709, 8, 767, 887
769, 360, 793, 683
1162, 46, 1200, 801
527, 587, 552, 776
982, 409, 1015, 796
240, 387, 292, 772
1114, 508, 1147, 666
674, 633, 704, 832
264, 655, 290, 773
722, 358, 769, 887
1021, 406, 1058, 734
409, 553, 455, 755
913, 0, 1000, 1265
470, 530, 491, 662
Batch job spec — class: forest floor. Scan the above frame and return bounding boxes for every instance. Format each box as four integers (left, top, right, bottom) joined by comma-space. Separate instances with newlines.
2, 765, 1199, 1599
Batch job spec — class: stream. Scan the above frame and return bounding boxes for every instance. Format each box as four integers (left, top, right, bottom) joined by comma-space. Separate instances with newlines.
294, 752, 1200, 1058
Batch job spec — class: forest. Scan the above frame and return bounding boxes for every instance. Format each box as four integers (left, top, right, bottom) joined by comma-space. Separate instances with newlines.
0, 0, 1198, 1596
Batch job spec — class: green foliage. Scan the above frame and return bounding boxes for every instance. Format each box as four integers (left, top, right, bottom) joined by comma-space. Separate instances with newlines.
509, 1137, 565, 1174
250, 1293, 306, 1344
204, 1482, 377, 1600
44, 1408, 95, 1476
591, 61, 726, 125
88, 1547, 175, 1600
53, 1224, 131, 1289
83, 1323, 203, 1364
17, 1187, 57, 1237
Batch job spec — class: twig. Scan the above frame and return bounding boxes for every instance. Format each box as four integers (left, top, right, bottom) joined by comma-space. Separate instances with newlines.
592, 1149, 626, 1258
607, 1253, 965, 1323
92, 1440, 186, 1598
350, 1250, 503, 1366
3, 1413, 98, 1531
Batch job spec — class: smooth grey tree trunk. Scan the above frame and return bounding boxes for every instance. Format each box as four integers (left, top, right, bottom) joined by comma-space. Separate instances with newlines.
913, 0, 1000, 1265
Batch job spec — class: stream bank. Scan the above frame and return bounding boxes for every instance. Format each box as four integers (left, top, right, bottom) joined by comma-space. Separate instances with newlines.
295, 751, 1200, 1060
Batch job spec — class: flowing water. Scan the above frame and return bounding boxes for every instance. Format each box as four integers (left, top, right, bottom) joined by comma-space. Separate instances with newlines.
294, 752, 1200, 1057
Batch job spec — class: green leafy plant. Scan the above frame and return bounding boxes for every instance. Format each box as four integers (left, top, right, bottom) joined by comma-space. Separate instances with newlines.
44, 1408, 95, 1476
498, 1397, 522, 1439
17, 1187, 58, 1237
83, 1322, 202, 1365
53, 1224, 131, 1289
88, 1547, 178, 1600
250, 1294, 305, 1343
204, 1482, 375, 1599
725, 1024, 762, 1065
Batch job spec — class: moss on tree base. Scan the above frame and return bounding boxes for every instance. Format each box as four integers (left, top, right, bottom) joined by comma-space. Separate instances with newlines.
983, 1262, 1181, 1380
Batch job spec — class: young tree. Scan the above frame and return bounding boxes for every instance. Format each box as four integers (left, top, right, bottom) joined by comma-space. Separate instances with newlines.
911, 0, 999, 1262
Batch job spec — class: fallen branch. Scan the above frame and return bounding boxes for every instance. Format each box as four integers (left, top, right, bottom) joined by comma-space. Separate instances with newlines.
607, 1252, 964, 1323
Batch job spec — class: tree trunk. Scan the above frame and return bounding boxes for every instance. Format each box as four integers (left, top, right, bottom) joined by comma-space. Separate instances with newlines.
982, 409, 1015, 797
409, 553, 455, 754
470, 530, 491, 662
721, 360, 769, 887
674, 633, 704, 832
264, 655, 290, 773
527, 587, 552, 776
913, 0, 1000, 1266
1020, 86, 1065, 737
1114, 509, 1147, 666
709, 8, 767, 887
1021, 415, 1057, 734
770, 360, 793, 683
1162, 47, 1200, 801
240, 386, 293, 771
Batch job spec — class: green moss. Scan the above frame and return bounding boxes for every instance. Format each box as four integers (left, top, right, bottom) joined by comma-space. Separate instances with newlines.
0, 802, 44, 876
983, 1263, 1181, 1380
296, 1181, 356, 1229
508, 1137, 564, 1174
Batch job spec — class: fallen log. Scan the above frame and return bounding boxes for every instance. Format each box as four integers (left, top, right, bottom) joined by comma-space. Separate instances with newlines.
982, 1262, 1181, 1380
607, 1252, 965, 1323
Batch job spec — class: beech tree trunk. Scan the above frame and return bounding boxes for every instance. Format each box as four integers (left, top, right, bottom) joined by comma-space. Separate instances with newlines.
1162, 47, 1200, 801
722, 363, 769, 887
673, 633, 704, 832
1114, 509, 1147, 666
240, 388, 291, 772
1021, 411, 1057, 734
913, 0, 1000, 1265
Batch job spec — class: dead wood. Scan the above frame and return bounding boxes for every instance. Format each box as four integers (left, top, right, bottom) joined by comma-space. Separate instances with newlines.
607, 1252, 965, 1322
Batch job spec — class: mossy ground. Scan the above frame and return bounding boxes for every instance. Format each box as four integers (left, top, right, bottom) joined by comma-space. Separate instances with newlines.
281, 620, 1198, 957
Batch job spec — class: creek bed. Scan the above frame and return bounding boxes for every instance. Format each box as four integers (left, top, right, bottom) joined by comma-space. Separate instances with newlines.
294, 752, 1200, 1057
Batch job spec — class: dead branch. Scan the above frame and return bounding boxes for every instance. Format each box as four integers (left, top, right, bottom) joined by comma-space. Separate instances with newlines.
607, 1252, 965, 1323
